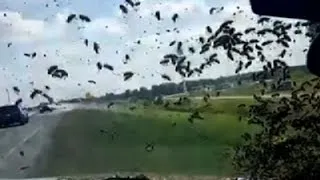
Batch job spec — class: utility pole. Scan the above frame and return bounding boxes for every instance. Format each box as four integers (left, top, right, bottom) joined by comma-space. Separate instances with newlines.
5, 88, 10, 104
182, 80, 189, 95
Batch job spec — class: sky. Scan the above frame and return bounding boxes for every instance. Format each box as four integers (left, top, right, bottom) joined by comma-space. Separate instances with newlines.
0, 0, 312, 106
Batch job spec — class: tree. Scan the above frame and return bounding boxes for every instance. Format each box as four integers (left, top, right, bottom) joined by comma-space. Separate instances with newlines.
124, 89, 131, 99
139, 86, 151, 99
308, 21, 320, 40
85, 92, 95, 99
151, 85, 159, 97
104, 92, 116, 100
233, 80, 320, 179
153, 95, 164, 105
128, 89, 139, 102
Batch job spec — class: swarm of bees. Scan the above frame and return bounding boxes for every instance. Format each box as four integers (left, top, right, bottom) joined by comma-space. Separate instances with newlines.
24, 52, 37, 58
47, 65, 68, 79
5, 1, 320, 177
58, 3, 312, 89
233, 77, 320, 179
66, 14, 91, 23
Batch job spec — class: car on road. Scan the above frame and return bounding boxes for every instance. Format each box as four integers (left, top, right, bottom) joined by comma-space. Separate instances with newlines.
39, 105, 55, 114
0, 105, 29, 128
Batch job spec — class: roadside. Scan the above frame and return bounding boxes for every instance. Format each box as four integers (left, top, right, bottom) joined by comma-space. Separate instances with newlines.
0, 99, 252, 179
34, 98, 254, 178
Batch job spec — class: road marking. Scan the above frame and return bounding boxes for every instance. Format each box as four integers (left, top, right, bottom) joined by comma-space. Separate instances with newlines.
1, 106, 72, 159
29, 111, 37, 116
3, 127, 41, 159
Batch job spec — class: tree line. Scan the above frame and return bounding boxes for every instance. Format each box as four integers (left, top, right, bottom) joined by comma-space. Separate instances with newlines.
102, 65, 308, 101
59, 65, 308, 104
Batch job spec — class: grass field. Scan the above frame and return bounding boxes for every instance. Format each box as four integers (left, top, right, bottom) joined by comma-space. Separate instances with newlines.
36, 98, 257, 178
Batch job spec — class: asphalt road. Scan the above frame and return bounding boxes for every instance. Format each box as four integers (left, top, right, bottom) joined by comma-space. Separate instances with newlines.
0, 102, 86, 179
0, 102, 112, 179
0, 112, 64, 179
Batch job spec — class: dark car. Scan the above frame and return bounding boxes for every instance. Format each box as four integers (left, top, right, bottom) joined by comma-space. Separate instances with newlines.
0, 105, 29, 128
39, 105, 54, 114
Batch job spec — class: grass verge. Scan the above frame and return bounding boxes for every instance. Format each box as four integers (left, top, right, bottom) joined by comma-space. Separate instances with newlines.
37, 99, 256, 177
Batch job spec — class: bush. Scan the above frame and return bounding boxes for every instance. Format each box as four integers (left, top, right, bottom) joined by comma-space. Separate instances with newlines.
153, 95, 164, 105
128, 96, 138, 103
142, 100, 152, 107
233, 79, 320, 179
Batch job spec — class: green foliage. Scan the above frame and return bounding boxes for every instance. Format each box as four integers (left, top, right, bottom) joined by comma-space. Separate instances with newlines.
233, 79, 320, 179
142, 99, 152, 107
128, 96, 138, 103
153, 95, 164, 105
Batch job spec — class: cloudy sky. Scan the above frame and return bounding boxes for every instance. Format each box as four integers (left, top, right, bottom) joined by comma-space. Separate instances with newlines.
0, 0, 311, 106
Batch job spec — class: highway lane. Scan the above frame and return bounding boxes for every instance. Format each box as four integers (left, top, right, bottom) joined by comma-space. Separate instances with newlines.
0, 102, 81, 179
0, 112, 65, 179
0, 102, 111, 179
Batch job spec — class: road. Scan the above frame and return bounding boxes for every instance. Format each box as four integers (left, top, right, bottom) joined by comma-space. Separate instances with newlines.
0, 104, 79, 179
0, 102, 113, 179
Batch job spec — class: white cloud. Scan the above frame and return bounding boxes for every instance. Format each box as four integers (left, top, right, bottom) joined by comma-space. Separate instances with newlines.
84, 18, 128, 36
137, 0, 207, 18
0, 11, 75, 43
0, 11, 44, 42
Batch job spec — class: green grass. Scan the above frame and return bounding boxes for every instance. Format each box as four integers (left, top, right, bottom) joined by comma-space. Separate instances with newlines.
291, 68, 316, 85
37, 98, 257, 177
167, 98, 254, 115
188, 85, 261, 97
